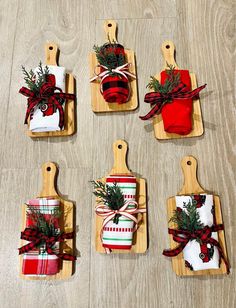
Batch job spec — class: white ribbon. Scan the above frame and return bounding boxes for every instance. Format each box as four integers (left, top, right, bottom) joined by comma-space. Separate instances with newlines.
90, 63, 136, 93
95, 200, 146, 253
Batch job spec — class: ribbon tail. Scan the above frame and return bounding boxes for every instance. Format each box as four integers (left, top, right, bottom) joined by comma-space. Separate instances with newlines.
18, 239, 39, 255
190, 84, 207, 98
162, 243, 187, 257
139, 102, 163, 120
49, 97, 64, 129
210, 238, 230, 274
24, 100, 40, 124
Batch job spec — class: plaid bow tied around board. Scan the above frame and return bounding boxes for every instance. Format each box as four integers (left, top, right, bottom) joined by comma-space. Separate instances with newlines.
140, 82, 206, 120
19, 227, 76, 261
163, 224, 230, 274
19, 74, 75, 129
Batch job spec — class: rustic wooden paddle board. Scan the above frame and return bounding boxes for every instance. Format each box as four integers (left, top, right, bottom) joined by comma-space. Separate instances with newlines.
19, 162, 75, 280
95, 139, 147, 253
152, 40, 204, 140
167, 156, 228, 276
27, 43, 75, 138
89, 20, 138, 113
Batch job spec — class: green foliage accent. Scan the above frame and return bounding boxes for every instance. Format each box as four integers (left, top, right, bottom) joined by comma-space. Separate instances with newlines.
169, 198, 204, 233
147, 63, 180, 97
22, 61, 50, 93
26, 204, 61, 237
93, 42, 126, 76
92, 180, 125, 224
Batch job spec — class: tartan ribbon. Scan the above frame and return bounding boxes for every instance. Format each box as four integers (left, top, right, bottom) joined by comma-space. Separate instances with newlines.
95, 200, 146, 253
19, 74, 75, 129
90, 63, 136, 93
19, 227, 76, 261
163, 225, 230, 274
140, 82, 207, 120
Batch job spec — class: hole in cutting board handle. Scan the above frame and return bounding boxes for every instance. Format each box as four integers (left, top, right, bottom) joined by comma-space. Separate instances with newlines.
118, 144, 122, 149
49, 46, 53, 50
187, 161, 192, 165
108, 23, 112, 27
166, 45, 170, 49
47, 166, 51, 171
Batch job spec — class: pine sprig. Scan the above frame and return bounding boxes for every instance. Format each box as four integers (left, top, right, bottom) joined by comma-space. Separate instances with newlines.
93, 42, 126, 75
26, 204, 61, 237
21, 61, 50, 93
92, 180, 124, 224
169, 198, 204, 233
147, 63, 180, 95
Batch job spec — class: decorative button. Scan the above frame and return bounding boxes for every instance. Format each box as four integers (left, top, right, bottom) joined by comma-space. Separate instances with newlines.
199, 252, 205, 260
41, 104, 48, 112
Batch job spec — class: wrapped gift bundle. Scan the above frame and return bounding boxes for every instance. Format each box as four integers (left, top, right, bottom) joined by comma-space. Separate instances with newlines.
29, 65, 66, 132
21, 198, 61, 276
19, 62, 75, 133
163, 194, 230, 273
140, 65, 206, 135
91, 43, 135, 104
175, 195, 220, 271
101, 175, 137, 250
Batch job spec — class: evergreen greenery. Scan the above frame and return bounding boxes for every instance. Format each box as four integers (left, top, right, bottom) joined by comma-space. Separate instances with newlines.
147, 63, 180, 97
92, 180, 125, 224
93, 42, 126, 75
169, 198, 204, 233
22, 61, 50, 93
26, 204, 61, 237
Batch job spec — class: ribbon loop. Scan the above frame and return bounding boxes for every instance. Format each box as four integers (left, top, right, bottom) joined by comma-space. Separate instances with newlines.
19, 227, 76, 261
140, 82, 206, 120
163, 224, 230, 274
95, 200, 146, 253
19, 73, 76, 129
90, 63, 136, 93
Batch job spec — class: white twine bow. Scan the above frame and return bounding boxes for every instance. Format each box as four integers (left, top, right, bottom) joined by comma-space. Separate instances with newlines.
95, 200, 146, 253
90, 63, 136, 93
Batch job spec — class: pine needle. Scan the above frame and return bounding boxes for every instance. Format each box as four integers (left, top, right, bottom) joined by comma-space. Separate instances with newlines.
22, 62, 50, 93
26, 204, 61, 237
93, 43, 126, 75
92, 180, 125, 224
169, 197, 204, 233
147, 63, 180, 95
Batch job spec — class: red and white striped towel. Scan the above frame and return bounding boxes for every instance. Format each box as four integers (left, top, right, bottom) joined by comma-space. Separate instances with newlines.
102, 175, 137, 250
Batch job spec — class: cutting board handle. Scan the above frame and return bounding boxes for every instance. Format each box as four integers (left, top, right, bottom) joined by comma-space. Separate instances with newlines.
39, 162, 58, 197
161, 40, 179, 70
110, 139, 131, 175
45, 42, 58, 66
104, 20, 118, 43
178, 156, 205, 195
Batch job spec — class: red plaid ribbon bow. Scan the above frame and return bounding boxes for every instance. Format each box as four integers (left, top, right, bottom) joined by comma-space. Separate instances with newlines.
19, 74, 75, 129
140, 82, 207, 120
19, 227, 76, 261
163, 225, 230, 273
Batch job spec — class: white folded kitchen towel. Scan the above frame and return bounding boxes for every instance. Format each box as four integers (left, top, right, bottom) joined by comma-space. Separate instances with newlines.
175, 194, 220, 271
29, 65, 66, 132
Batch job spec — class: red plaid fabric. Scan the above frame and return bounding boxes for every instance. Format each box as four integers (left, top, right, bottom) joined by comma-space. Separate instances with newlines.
100, 44, 129, 104
22, 198, 61, 276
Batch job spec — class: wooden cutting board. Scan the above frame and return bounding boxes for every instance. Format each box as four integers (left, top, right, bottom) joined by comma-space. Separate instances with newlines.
152, 40, 204, 140
167, 156, 228, 276
19, 162, 75, 280
27, 43, 75, 138
89, 20, 138, 113
95, 139, 147, 253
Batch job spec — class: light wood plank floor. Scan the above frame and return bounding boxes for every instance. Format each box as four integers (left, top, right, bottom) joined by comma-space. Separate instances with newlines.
0, 0, 235, 307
